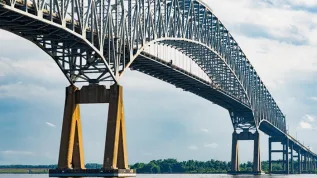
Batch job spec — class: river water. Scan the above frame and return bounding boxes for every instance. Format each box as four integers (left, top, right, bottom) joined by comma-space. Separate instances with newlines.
0, 174, 316, 178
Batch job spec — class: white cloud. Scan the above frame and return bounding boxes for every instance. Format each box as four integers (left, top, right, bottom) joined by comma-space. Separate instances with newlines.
288, 0, 317, 7
0, 82, 62, 103
0, 150, 35, 156
188, 145, 198, 150
310, 97, 317, 101
0, 57, 65, 83
206, 0, 317, 43
304, 115, 316, 122
298, 121, 313, 129
204, 143, 219, 148
201, 128, 209, 133
45, 122, 56, 128
204, 0, 317, 90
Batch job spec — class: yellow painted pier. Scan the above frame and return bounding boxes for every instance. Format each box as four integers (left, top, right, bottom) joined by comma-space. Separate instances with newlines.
49, 84, 135, 177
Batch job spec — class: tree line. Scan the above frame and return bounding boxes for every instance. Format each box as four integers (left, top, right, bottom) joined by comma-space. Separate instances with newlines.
0, 158, 293, 173
130, 159, 286, 173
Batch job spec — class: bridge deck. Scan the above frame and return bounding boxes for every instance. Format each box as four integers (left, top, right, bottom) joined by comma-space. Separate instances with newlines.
131, 52, 254, 120
131, 53, 317, 157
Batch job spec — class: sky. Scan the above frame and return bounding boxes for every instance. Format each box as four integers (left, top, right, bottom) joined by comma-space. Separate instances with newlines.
1, 0, 317, 165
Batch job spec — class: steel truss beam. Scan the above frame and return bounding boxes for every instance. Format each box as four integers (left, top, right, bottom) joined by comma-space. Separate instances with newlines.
0, 0, 287, 133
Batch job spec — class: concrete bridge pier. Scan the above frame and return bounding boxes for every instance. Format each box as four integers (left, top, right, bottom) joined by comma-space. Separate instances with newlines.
310, 157, 312, 171
286, 140, 290, 173
310, 156, 312, 171
290, 143, 294, 174
284, 139, 289, 174
230, 130, 262, 174
57, 85, 85, 170
311, 156, 316, 172
307, 155, 310, 172
310, 156, 312, 172
268, 136, 289, 174
303, 153, 307, 172
309, 155, 313, 172
298, 149, 302, 174
103, 84, 129, 170
301, 152, 305, 173
253, 131, 261, 173
49, 84, 135, 177
231, 131, 239, 172
308, 155, 311, 172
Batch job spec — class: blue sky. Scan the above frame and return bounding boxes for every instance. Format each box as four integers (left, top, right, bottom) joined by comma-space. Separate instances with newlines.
1, 0, 317, 165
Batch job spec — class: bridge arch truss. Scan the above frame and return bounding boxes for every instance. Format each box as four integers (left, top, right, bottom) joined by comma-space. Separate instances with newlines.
0, 0, 286, 132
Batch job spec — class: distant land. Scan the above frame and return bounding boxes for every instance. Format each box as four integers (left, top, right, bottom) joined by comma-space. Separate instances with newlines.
0, 159, 302, 174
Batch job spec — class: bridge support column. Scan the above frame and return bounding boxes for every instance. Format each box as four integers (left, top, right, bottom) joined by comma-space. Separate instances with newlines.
310, 155, 313, 172
312, 156, 314, 172
50, 84, 135, 177
308, 155, 311, 172
57, 85, 85, 169
303, 153, 307, 172
310, 157, 312, 172
229, 130, 262, 174
103, 84, 129, 170
306, 156, 308, 173
285, 139, 289, 174
310, 156, 315, 171
231, 131, 239, 172
268, 137, 272, 173
282, 144, 285, 171
310, 155, 314, 171
268, 136, 290, 174
253, 131, 261, 173
298, 149, 302, 174
290, 143, 294, 174
310, 156, 312, 172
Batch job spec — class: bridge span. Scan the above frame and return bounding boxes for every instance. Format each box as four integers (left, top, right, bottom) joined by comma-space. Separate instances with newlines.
0, 0, 316, 175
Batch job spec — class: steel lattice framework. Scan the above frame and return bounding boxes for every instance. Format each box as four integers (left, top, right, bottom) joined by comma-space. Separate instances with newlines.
0, 0, 286, 133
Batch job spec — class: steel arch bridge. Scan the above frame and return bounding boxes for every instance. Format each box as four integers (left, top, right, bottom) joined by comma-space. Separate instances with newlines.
1, 0, 316, 175
0, 0, 284, 132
